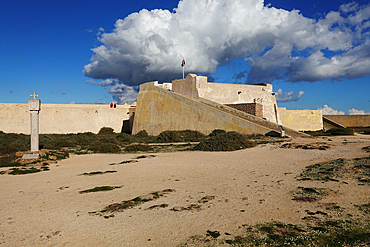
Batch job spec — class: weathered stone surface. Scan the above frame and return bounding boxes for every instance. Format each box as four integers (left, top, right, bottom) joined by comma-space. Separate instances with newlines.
0, 103, 133, 134
21, 154, 39, 159
132, 82, 277, 136
279, 108, 323, 131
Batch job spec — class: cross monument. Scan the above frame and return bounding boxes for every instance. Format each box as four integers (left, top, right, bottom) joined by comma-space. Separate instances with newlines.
29, 92, 41, 152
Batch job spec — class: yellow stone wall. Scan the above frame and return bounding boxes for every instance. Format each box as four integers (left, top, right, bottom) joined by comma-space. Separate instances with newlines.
0, 103, 131, 134
279, 108, 323, 131
323, 115, 370, 127
132, 82, 276, 136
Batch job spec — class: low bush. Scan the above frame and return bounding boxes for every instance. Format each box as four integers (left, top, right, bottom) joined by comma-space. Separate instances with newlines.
116, 133, 134, 143
156, 130, 206, 143
364, 130, 370, 135
327, 128, 354, 136
89, 143, 121, 153
98, 127, 115, 135
135, 130, 149, 138
304, 130, 331, 136
208, 129, 226, 137
178, 130, 206, 142
194, 131, 256, 151
124, 144, 153, 152
156, 130, 184, 143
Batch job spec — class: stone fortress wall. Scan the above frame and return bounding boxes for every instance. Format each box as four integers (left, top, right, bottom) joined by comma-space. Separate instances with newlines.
278, 107, 323, 131
171, 74, 281, 124
0, 103, 132, 134
324, 115, 370, 128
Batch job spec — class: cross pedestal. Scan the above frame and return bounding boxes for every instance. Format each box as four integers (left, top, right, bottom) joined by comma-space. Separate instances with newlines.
28, 92, 41, 152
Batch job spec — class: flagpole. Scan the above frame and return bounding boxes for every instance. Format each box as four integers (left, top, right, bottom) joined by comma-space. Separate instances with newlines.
181, 58, 185, 79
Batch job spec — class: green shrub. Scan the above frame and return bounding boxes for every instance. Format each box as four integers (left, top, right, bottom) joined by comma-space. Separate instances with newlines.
0, 133, 29, 155
124, 144, 153, 152
156, 130, 184, 143
116, 133, 134, 143
178, 130, 206, 141
89, 143, 121, 153
76, 132, 96, 146
135, 130, 149, 138
97, 136, 120, 145
156, 130, 206, 143
327, 128, 354, 136
304, 130, 331, 136
364, 130, 370, 135
208, 129, 226, 137
98, 127, 115, 135
194, 131, 256, 151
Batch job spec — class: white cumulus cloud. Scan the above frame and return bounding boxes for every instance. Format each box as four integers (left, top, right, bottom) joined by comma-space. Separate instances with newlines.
83, 0, 370, 86
348, 108, 370, 114
275, 88, 305, 102
318, 105, 345, 115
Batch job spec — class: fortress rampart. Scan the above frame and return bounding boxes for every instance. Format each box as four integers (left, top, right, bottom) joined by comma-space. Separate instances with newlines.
0, 103, 131, 134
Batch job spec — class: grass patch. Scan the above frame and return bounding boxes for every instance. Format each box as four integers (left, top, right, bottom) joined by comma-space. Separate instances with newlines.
181, 220, 370, 247
194, 131, 256, 151
298, 158, 346, 181
291, 187, 328, 202
281, 143, 330, 150
79, 186, 121, 194
79, 171, 117, 176
90, 189, 174, 217
355, 203, 370, 214
147, 204, 169, 210
9, 167, 41, 175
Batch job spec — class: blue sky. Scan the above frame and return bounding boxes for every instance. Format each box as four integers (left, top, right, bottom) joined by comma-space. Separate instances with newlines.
1, 0, 369, 115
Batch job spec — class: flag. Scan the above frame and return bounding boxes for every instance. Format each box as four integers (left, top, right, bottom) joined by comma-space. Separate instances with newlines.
181, 59, 185, 67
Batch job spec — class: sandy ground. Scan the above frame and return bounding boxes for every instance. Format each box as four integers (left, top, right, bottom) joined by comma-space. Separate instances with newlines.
1, 135, 370, 247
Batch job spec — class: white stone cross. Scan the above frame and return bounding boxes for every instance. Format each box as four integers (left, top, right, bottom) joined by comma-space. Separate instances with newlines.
30, 92, 39, 99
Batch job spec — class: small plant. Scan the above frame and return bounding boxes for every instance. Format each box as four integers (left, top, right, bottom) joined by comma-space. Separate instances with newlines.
119, 160, 138, 164
291, 187, 328, 202
79, 171, 117, 176
79, 186, 121, 194
147, 204, 169, 209
9, 167, 41, 175
206, 230, 220, 238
